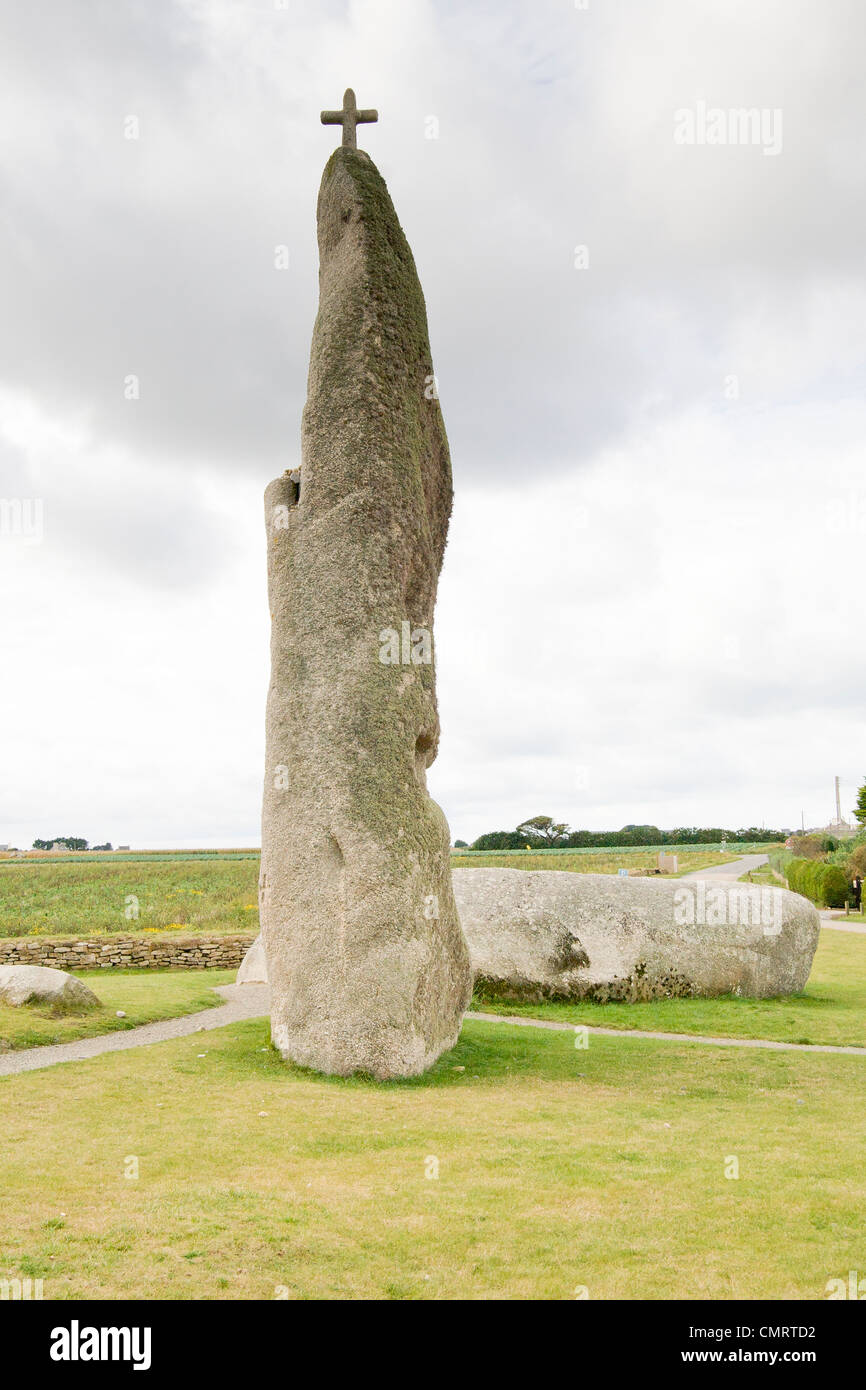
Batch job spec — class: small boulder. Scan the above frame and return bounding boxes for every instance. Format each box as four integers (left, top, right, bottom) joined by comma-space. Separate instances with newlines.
237, 936, 268, 985
0, 964, 101, 1012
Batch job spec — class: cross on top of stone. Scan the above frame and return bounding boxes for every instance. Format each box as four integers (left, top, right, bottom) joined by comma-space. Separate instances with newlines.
320, 88, 378, 150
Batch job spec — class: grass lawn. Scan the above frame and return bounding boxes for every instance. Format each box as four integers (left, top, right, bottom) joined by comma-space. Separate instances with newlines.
0, 1016, 863, 1300
0, 969, 234, 1051
472, 929, 866, 1049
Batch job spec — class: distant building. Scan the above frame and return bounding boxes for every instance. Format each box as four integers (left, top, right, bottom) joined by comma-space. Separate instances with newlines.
822, 819, 856, 839
116, 845, 130, 852
791, 821, 856, 843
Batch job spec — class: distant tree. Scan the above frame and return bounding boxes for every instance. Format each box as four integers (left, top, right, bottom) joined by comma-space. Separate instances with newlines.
453, 839, 468, 849
91, 842, 113, 852
619, 824, 662, 845
468, 823, 786, 852
471, 831, 526, 851
788, 833, 831, 860
32, 837, 88, 851
855, 779, 866, 827
515, 816, 570, 846
846, 844, 866, 880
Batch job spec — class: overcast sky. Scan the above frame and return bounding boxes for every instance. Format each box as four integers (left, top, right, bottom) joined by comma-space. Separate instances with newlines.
1, 0, 864, 848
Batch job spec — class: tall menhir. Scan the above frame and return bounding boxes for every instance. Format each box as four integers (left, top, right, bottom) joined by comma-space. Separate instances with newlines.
259, 105, 472, 1079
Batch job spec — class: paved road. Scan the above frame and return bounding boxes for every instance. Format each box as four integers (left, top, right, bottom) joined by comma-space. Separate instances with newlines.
680, 853, 769, 880
680, 855, 866, 935
819, 913, 866, 935
0, 983, 269, 1078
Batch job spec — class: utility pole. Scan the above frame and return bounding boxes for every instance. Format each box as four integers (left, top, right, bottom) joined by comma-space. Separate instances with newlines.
835, 775, 842, 826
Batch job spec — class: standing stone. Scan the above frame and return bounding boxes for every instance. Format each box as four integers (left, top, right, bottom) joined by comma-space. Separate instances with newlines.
259, 145, 472, 1079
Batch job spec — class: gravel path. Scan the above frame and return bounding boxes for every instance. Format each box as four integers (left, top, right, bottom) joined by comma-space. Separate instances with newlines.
466, 1011, 866, 1056
0, 983, 269, 1078
3, 980, 865, 1076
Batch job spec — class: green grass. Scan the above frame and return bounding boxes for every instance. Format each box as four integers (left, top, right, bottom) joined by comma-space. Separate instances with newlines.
739, 863, 786, 888
0, 969, 234, 1051
0, 1016, 863, 1299
472, 929, 866, 1049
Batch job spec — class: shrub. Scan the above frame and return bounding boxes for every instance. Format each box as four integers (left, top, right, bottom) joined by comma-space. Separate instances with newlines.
786, 857, 850, 907
788, 834, 832, 859
820, 866, 849, 907
471, 831, 535, 851
786, 857, 810, 900
806, 861, 825, 901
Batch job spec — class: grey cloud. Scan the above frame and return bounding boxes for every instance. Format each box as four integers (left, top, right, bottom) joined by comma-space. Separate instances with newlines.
2, 0, 863, 490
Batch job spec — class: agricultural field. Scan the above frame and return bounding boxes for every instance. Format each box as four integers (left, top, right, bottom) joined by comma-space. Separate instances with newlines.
0, 846, 755, 940
450, 848, 753, 876
0, 858, 261, 939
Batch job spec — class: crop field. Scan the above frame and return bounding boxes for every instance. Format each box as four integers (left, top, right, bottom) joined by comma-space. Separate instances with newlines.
449, 847, 749, 875
0, 839, 750, 939
0, 845, 767, 940
0, 858, 261, 939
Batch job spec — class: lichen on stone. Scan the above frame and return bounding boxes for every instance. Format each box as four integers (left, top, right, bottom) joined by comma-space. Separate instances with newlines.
259, 149, 471, 1080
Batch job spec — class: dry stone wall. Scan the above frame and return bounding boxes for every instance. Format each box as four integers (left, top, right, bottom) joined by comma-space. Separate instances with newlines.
0, 936, 255, 971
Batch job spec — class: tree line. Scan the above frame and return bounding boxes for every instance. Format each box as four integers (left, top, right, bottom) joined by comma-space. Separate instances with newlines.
459, 815, 787, 851
32, 838, 113, 852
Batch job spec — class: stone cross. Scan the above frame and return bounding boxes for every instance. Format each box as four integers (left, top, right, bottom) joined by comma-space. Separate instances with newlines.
320, 88, 378, 149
